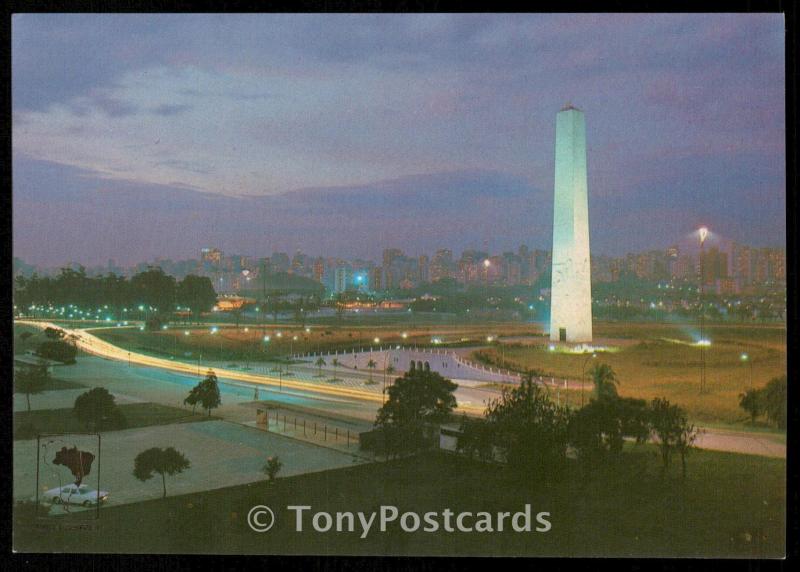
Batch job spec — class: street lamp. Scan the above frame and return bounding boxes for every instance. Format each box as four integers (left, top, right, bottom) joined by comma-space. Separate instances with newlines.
698, 226, 708, 393
741, 352, 753, 388
581, 353, 597, 407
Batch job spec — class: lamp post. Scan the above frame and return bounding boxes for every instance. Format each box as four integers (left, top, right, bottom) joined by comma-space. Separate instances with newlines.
581, 353, 597, 407
741, 352, 753, 388
698, 226, 708, 394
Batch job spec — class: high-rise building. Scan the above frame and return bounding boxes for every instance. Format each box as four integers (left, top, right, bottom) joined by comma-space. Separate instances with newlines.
271, 252, 290, 274
418, 255, 430, 283
369, 267, 383, 291
201, 248, 223, 265
430, 249, 453, 282
313, 257, 325, 283
334, 266, 352, 294
549, 104, 592, 343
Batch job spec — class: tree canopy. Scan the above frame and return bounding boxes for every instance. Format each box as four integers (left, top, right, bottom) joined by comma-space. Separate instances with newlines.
374, 368, 458, 457
133, 447, 191, 498
184, 371, 222, 416
73, 387, 126, 431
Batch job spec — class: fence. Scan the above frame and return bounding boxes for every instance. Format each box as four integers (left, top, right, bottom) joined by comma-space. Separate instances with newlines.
254, 409, 359, 450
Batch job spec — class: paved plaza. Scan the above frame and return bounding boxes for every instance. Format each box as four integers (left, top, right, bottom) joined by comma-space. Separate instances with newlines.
15, 419, 362, 511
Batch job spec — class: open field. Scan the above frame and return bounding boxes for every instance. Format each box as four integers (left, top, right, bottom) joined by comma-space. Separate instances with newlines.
13, 376, 85, 392
14, 402, 217, 439
14, 448, 785, 557
472, 322, 786, 425
89, 322, 547, 362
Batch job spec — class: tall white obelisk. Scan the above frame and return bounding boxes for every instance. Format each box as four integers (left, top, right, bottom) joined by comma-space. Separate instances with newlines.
549, 104, 592, 343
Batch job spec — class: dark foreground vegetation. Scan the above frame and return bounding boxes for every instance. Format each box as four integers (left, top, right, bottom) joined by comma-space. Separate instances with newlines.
14, 448, 784, 557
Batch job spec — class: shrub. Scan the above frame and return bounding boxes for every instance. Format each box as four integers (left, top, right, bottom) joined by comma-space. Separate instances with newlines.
36, 340, 77, 364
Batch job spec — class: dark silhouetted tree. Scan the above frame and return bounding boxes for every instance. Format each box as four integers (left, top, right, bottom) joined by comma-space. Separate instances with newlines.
15, 366, 49, 412
73, 387, 126, 431
762, 376, 787, 429
133, 447, 191, 499
739, 388, 763, 424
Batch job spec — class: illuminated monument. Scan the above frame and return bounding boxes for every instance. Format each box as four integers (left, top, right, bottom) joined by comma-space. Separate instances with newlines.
549, 104, 592, 343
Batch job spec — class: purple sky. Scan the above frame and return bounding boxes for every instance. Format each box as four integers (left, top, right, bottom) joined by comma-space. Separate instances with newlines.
12, 14, 785, 267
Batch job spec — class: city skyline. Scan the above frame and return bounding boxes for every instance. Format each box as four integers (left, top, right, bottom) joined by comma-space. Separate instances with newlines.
12, 14, 785, 266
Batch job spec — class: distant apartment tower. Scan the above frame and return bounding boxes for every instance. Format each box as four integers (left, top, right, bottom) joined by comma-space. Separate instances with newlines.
271, 252, 290, 274
369, 267, 383, 291
334, 266, 352, 294
313, 257, 325, 283
430, 249, 453, 282
418, 255, 430, 283
201, 248, 223, 265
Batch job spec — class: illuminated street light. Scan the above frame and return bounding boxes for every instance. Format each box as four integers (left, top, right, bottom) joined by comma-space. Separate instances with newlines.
263, 335, 270, 342
741, 352, 753, 388
401, 332, 408, 339
548, 344, 556, 352
698, 225, 709, 393
483, 259, 491, 268
374, 337, 380, 344
184, 330, 190, 336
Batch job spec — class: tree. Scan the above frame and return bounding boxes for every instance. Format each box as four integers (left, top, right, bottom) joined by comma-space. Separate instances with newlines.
44, 327, 65, 340
477, 376, 571, 480
36, 340, 77, 364
133, 447, 191, 499
185, 371, 221, 416
374, 368, 458, 458
130, 267, 177, 315
456, 414, 495, 462
15, 366, 49, 412
590, 363, 619, 400
183, 384, 202, 414
650, 397, 698, 477
315, 357, 326, 377
762, 376, 787, 429
738, 388, 763, 424
176, 275, 217, 323
73, 387, 126, 431
331, 358, 340, 381
262, 455, 283, 483
366, 359, 377, 384
569, 395, 650, 468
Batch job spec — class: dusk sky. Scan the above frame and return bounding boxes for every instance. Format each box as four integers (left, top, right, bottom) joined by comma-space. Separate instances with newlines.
12, 13, 785, 267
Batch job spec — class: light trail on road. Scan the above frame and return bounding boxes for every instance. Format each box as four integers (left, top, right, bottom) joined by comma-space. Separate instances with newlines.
16, 320, 487, 415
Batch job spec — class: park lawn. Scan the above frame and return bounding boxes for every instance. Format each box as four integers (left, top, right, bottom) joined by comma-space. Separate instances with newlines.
14, 402, 217, 439
14, 376, 85, 392
473, 322, 786, 425
14, 447, 784, 557
91, 321, 546, 363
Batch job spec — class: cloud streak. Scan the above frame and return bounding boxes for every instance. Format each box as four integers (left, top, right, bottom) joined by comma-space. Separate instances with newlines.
11, 14, 785, 265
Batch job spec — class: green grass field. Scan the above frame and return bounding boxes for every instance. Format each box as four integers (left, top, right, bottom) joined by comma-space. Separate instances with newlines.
14, 402, 217, 439
14, 376, 85, 392
473, 322, 786, 426
89, 321, 545, 362
14, 448, 784, 557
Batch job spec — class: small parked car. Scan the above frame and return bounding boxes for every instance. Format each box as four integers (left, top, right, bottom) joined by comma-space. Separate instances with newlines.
43, 484, 109, 507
